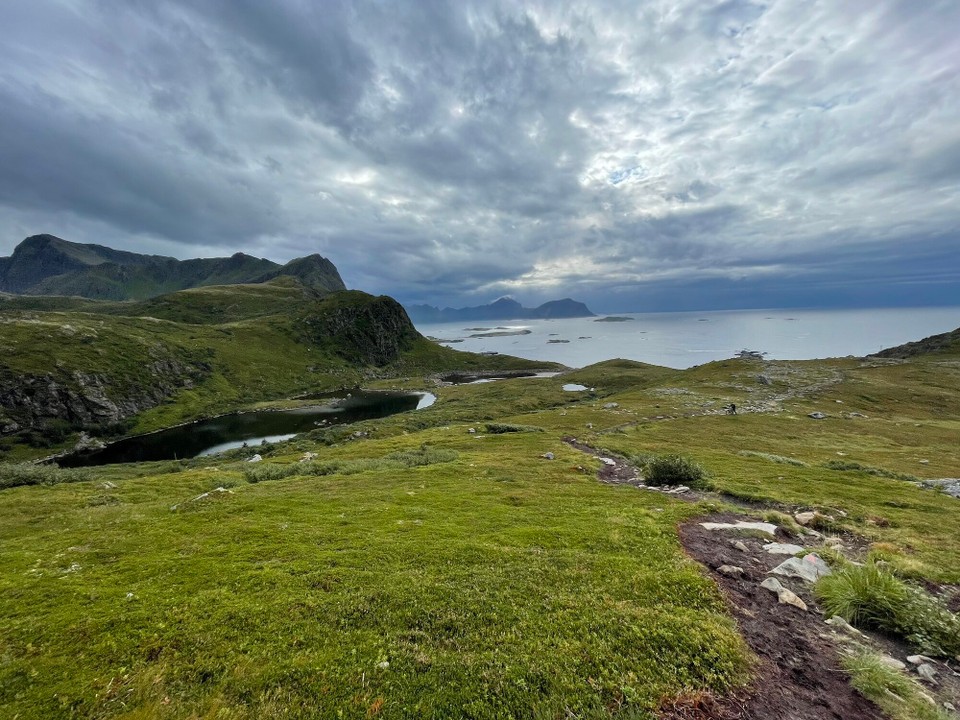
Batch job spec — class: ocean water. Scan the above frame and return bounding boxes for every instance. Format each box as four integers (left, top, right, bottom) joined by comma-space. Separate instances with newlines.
414, 307, 960, 370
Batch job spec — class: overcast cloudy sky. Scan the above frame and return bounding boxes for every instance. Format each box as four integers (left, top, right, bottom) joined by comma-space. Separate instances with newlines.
1, 1, 958, 311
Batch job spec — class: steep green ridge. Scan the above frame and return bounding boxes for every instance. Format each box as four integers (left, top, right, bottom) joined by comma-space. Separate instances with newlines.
0, 235, 346, 299
0, 328, 958, 718
0, 280, 555, 458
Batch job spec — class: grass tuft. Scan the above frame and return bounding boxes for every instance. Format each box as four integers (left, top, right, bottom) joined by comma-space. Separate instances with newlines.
842, 650, 952, 720
816, 562, 960, 657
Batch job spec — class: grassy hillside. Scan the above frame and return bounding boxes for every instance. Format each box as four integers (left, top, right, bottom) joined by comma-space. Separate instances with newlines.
0, 281, 555, 460
1, 328, 958, 718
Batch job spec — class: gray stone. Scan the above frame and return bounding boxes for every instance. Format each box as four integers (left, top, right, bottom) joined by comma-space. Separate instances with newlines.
795, 511, 817, 526
756, 374, 772, 385
700, 521, 778, 537
770, 554, 832, 583
916, 664, 938, 683
907, 655, 935, 665
603, 402, 620, 409
879, 656, 906, 671
467, 427, 476, 433
718, 565, 745, 577
599, 457, 616, 466
808, 411, 827, 420
763, 542, 805, 555
247, 454, 262, 463
825, 615, 864, 636
730, 540, 750, 552
760, 577, 807, 610
541, 452, 555, 460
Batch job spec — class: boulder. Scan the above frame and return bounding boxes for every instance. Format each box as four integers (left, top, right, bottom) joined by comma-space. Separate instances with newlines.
770, 554, 832, 583
718, 565, 745, 577
795, 511, 817, 526
808, 411, 827, 420
763, 542, 805, 555
760, 577, 807, 610
700, 521, 778, 537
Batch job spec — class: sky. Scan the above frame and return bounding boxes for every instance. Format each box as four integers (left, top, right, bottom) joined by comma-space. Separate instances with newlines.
1, 0, 958, 313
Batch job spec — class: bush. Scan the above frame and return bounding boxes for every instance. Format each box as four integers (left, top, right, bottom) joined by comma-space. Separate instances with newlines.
484, 423, 544, 434
0, 463, 91, 490
816, 562, 960, 657
645, 454, 709, 488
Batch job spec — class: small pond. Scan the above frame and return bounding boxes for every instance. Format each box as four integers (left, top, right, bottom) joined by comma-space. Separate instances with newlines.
58, 390, 436, 467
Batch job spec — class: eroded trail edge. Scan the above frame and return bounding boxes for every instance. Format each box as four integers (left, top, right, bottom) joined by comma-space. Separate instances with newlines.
665, 516, 882, 720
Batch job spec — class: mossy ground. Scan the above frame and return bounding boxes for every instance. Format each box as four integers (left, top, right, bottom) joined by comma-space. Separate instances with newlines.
2, 336, 959, 717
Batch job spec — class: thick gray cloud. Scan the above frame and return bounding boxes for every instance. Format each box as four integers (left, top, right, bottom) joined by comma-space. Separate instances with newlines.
0, 0, 958, 310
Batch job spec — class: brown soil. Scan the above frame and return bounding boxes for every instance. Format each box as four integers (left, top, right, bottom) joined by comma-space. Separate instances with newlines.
670, 514, 884, 720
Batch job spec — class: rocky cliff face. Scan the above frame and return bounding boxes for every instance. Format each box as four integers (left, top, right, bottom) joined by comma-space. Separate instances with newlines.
0, 358, 209, 439
298, 292, 420, 366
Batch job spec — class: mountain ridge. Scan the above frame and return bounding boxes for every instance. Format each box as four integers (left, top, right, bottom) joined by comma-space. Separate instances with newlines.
0, 234, 346, 299
406, 297, 595, 323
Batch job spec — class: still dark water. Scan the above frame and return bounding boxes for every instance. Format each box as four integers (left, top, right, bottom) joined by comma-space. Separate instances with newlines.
58, 391, 435, 467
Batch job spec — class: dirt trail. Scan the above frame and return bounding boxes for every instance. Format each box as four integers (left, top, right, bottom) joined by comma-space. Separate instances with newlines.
562, 440, 885, 719
671, 516, 883, 720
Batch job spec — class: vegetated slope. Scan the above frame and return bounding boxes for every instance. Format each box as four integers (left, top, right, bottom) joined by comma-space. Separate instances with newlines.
870, 325, 960, 359
0, 234, 346, 299
1, 333, 958, 718
0, 280, 554, 457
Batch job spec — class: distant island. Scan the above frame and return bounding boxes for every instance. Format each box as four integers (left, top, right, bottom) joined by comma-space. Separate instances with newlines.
406, 297, 595, 323
594, 316, 633, 322
0, 234, 345, 300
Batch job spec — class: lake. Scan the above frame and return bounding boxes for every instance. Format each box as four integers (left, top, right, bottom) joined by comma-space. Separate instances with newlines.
415, 306, 960, 369
58, 390, 436, 467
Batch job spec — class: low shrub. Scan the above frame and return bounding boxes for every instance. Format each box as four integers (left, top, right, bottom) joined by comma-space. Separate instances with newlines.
0, 463, 91, 490
484, 423, 544, 434
645, 454, 709, 489
823, 460, 919, 482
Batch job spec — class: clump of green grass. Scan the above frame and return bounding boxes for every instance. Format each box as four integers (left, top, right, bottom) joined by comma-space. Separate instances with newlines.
483, 422, 545, 434
244, 446, 459, 483
816, 562, 960, 657
842, 650, 952, 720
645, 455, 710, 489
823, 460, 919, 482
0, 462, 91, 490
738, 450, 808, 467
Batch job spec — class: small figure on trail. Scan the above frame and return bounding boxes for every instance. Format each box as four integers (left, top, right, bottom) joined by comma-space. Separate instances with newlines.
727, 403, 737, 415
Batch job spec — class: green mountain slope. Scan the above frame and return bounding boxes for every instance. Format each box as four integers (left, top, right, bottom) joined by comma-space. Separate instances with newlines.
0, 235, 346, 299
0, 280, 555, 457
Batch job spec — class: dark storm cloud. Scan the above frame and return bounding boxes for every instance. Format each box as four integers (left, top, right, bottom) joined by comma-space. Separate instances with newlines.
0, 0, 958, 310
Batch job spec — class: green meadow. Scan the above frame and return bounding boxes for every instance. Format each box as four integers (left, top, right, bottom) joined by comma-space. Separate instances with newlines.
1, 293, 959, 718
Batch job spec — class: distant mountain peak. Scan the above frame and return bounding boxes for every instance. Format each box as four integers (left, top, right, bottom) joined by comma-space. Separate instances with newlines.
405, 297, 595, 323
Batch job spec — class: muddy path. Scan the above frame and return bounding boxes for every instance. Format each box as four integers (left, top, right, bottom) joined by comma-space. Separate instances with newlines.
670, 515, 883, 720
561, 439, 887, 718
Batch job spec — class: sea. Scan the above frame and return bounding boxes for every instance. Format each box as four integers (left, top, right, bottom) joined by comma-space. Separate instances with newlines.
413, 307, 960, 370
